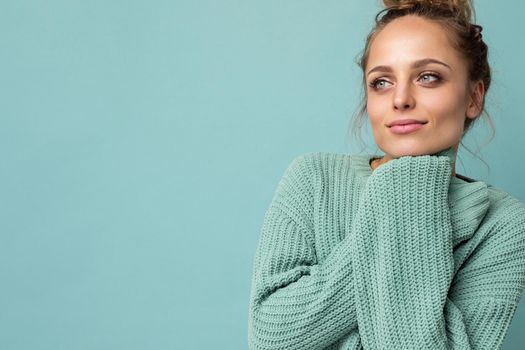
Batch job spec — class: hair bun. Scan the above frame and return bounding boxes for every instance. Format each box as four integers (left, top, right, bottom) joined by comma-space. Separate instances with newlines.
382, 0, 475, 24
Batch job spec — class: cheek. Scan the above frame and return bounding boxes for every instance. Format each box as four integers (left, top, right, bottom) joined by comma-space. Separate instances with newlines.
429, 85, 469, 119
366, 97, 383, 125
429, 98, 466, 127
366, 100, 387, 142
427, 99, 467, 141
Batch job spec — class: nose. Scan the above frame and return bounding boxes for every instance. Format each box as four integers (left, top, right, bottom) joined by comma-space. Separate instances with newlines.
393, 81, 415, 110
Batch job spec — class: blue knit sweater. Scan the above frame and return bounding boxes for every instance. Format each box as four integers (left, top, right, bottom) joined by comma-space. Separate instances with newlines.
248, 150, 525, 349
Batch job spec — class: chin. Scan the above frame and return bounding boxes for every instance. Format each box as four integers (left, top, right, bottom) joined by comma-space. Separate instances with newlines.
383, 146, 429, 158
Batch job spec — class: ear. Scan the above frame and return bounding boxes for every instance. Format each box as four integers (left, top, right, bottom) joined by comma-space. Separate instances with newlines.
466, 80, 485, 120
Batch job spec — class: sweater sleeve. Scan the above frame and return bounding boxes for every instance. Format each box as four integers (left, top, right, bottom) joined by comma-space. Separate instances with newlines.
248, 154, 362, 350
349, 153, 525, 350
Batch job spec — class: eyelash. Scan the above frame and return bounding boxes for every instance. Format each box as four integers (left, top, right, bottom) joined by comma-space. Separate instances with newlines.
368, 72, 442, 90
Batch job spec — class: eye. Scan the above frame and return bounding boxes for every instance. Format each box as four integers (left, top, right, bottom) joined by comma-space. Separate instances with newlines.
419, 72, 441, 84
368, 78, 392, 90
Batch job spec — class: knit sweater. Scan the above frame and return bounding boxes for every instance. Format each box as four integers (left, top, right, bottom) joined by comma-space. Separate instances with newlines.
247, 150, 525, 350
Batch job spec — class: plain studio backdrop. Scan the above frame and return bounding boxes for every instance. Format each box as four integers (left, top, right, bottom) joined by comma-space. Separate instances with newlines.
1, 1, 524, 349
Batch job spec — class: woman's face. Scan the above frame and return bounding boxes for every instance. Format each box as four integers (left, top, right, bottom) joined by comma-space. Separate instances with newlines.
365, 15, 483, 158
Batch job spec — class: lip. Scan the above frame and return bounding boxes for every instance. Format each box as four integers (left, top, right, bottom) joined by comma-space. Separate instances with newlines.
389, 123, 426, 134
387, 119, 428, 127
386, 119, 428, 135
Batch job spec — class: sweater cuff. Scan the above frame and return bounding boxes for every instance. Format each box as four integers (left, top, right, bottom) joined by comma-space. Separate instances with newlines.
369, 153, 453, 191
432, 146, 457, 172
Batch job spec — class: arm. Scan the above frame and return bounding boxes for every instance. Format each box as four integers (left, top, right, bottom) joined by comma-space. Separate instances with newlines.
446, 196, 525, 349
349, 153, 525, 349
248, 154, 362, 350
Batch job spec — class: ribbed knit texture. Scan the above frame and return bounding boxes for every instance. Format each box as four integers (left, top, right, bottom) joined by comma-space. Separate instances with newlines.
248, 151, 525, 350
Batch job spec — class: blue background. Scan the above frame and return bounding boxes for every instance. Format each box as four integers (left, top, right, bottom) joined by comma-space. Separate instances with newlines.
1, 1, 524, 349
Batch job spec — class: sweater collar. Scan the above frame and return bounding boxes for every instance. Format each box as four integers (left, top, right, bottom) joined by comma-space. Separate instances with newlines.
350, 153, 490, 247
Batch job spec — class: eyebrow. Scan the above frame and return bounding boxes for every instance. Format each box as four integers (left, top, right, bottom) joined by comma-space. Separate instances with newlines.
366, 58, 452, 77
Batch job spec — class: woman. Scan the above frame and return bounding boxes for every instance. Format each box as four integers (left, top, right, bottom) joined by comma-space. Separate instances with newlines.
248, 1, 525, 349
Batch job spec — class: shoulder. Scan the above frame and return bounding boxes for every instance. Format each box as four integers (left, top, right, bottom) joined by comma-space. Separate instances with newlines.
462, 186, 525, 303
467, 185, 525, 263
275, 152, 372, 206
274, 151, 354, 197
485, 185, 525, 228
282, 151, 371, 180
285, 151, 351, 169
268, 152, 339, 230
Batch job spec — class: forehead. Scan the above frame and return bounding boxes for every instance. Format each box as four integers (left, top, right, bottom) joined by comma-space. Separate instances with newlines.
367, 15, 464, 69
